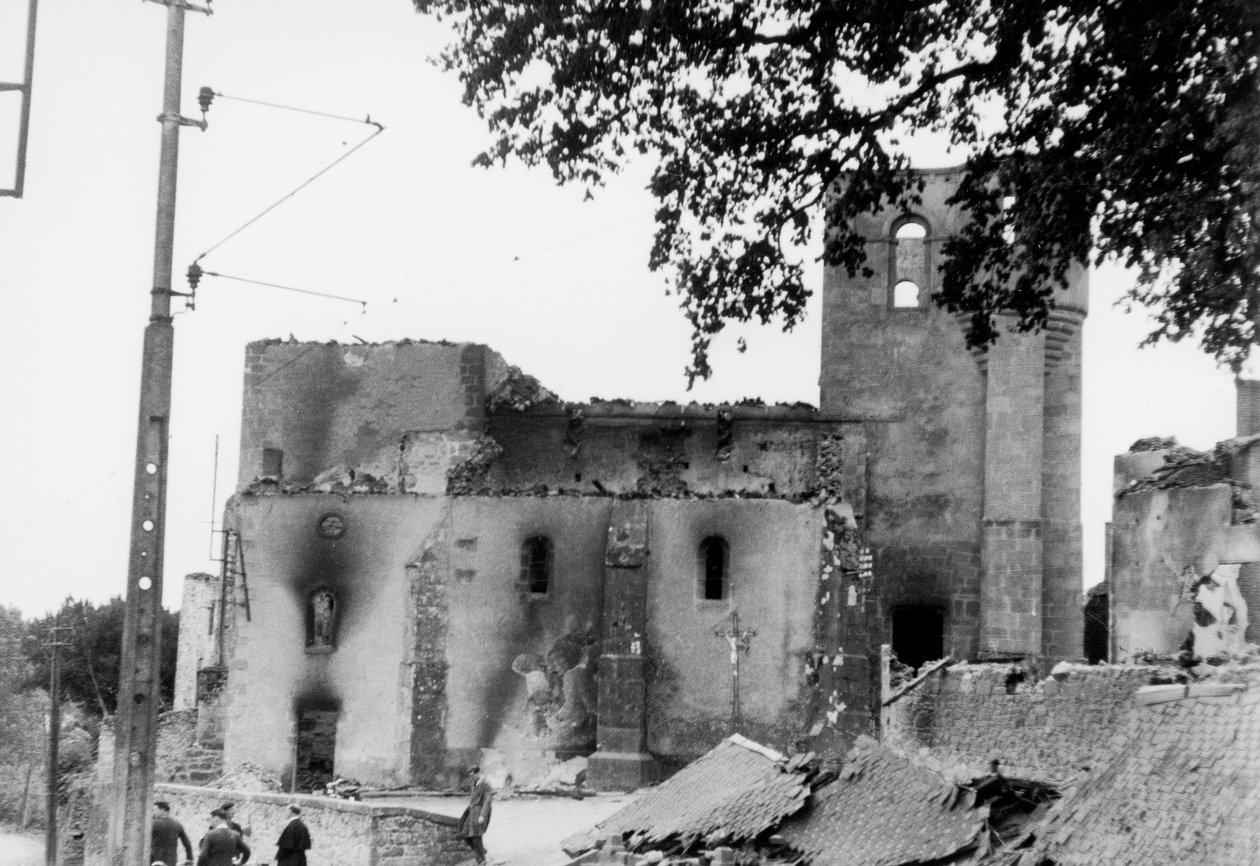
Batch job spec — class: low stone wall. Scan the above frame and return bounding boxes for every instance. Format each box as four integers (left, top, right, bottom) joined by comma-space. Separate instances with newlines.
150, 785, 466, 866
883, 663, 1168, 783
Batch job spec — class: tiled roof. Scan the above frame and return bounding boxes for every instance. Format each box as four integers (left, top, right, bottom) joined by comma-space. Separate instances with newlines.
561, 735, 813, 854
1017, 676, 1260, 866
779, 736, 988, 866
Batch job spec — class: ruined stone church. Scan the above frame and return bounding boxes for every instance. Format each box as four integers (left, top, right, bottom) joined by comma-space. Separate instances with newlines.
174, 168, 1088, 791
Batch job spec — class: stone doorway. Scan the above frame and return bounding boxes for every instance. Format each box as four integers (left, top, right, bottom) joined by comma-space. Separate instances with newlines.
891, 606, 945, 671
294, 708, 338, 793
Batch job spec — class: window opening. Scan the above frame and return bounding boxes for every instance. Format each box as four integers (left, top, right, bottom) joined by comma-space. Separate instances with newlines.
699, 536, 729, 601
520, 536, 553, 595
891, 606, 945, 670
892, 280, 921, 308
891, 219, 929, 309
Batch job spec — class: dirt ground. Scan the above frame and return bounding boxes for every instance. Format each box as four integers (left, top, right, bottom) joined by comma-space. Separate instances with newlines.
373, 791, 639, 866
0, 829, 42, 866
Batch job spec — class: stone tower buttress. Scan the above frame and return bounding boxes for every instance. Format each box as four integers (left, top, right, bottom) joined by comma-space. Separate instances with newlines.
820, 167, 1086, 664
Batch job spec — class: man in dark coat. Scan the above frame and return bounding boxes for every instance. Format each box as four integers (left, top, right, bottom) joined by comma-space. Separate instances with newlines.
274, 803, 312, 866
150, 800, 193, 866
456, 766, 493, 865
197, 809, 250, 866
220, 802, 247, 837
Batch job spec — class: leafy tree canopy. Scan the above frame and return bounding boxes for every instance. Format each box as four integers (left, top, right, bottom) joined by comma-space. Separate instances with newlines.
414, 0, 1260, 381
23, 597, 179, 716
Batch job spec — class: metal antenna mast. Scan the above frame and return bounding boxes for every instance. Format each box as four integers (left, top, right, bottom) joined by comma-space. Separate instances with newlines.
108, 1, 210, 863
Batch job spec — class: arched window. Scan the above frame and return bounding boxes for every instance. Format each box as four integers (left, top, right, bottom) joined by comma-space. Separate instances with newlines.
891, 219, 929, 309
519, 536, 553, 595
698, 536, 729, 601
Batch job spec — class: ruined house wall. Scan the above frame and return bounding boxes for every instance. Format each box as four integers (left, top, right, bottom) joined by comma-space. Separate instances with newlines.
883, 664, 1157, 781
238, 340, 506, 488
1110, 485, 1234, 659
174, 572, 225, 711
223, 495, 441, 786
154, 710, 225, 786
483, 407, 865, 500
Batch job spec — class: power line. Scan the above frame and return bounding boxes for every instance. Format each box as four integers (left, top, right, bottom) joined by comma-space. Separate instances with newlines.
252, 212, 652, 385
211, 90, 382, 127
200, 270, 367, 307
193, 123, 385, 264
336, 212, 652, 326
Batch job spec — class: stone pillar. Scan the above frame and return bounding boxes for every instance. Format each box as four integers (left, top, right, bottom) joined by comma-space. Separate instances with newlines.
979, 320, 1045, 658
587, 500, 656, 791
1236, 378, 1260, 643
1041, 308, 1086, 662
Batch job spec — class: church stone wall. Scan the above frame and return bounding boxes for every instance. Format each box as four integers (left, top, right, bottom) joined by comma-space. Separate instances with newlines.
224, 495, 441, 787
220, 489, 830, 788
643, 498, 824, 759
818, 174, 988, 661
239, 340, 506, 489
433, 496, 612, 783
484, 405, 864, 501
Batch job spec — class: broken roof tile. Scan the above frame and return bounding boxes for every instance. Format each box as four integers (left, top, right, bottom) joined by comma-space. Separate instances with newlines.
561, 735, 814, 856
778, 736, 990, 866
1020, 673, 1259, 865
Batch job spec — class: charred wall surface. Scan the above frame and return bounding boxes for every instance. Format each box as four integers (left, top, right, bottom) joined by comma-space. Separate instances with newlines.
238, 340, 509, 490
481, 403, 865, 502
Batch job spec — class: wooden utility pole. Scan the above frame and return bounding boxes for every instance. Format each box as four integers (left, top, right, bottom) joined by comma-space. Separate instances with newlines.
44, 617, 72, 866
108, 2, 210, 863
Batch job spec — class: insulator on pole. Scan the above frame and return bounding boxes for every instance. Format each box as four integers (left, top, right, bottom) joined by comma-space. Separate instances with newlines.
198, 86, 214, 116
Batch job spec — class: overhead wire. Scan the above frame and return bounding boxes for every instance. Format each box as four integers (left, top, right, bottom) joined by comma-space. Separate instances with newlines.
200, 271, 367, 307
252, 211, 653, 385
211, 90, 381, 127
336, 212, 653, 327
193, 122, 385, 265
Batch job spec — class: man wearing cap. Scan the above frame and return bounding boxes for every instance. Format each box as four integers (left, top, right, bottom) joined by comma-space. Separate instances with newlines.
456, 766, 493, 865
274, 804, 312, 866
219, 802, 247, 837
151, 801, 193, 866
197, 808, 250, 866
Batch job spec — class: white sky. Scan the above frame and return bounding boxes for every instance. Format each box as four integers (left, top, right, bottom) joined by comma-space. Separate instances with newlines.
0, 0, 1237, 618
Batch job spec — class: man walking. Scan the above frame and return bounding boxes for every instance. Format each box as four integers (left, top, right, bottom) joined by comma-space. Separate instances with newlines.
150, 801, 193, 866
197, 808, 250, 866
457, 766, 493, 865
274, 804, 312, 866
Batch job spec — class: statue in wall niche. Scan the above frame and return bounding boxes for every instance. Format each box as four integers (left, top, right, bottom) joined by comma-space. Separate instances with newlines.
311, 589, 336, 647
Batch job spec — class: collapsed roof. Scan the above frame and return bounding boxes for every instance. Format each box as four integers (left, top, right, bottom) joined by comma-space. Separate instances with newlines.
561, 735, 818, 856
